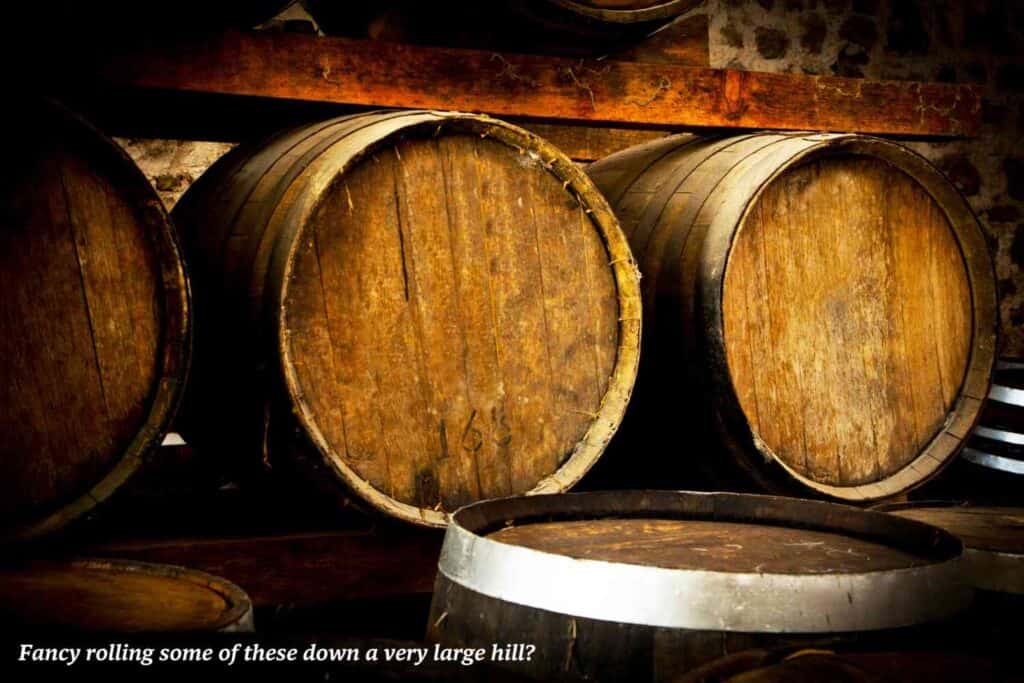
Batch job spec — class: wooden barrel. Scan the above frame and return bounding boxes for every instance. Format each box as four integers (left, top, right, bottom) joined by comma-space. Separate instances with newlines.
0, 101, 190, 542
0, 559, 253, 632
427, 491, 969, 681
513, 0, 700, 27
961, 359, 1024, 477
301, 0, 698, 51
880, 503, 1024, 595
587, 133, 997, 502
172, 111, 640, 527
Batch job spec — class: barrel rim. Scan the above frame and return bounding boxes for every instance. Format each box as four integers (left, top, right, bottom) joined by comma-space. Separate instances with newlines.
1, 100, 192, 543
1, 557, 254, 632
874, 502, 1024, 594
546, 0, 699, 23
271, 111, 642, 527
706, 133, 996, 502
439, 490, 970, 632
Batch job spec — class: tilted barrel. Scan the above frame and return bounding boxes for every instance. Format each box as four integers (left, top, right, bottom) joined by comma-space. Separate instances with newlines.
881, 503, 1024, 595
301, 0, 698, 52
587, 133, 997, 502
427, 491, 969, 680
0, 100, 191, 542
172, 111, 640, 527
0, 559, 253, 632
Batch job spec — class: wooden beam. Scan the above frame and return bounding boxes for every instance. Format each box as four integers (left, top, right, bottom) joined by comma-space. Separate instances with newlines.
517, 123, 671, 161
86, 528, 443, 607
90, 30, 981, 137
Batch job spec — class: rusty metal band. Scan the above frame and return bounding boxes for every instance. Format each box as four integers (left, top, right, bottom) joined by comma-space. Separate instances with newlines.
438, 492, 971, 633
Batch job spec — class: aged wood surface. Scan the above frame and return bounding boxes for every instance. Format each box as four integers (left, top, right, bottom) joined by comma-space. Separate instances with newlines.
286, 134, 617, 503
173, 111, 639, 526
520, 123, 671, 161
0, 102, 190, 542
88, 529, 443, 607
724, 156, 972, 487
891, 506, 1024, 554
488, 518, 927, 572
0, 560, 251, 632
587, 133, 996, 501
91, 31, 980, 137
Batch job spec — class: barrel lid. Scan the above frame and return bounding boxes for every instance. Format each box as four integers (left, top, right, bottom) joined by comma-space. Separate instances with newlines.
880, 502, 1024, 594
440, 491, 969, 632
0, 100, 190, 542
0, 559, 253, 632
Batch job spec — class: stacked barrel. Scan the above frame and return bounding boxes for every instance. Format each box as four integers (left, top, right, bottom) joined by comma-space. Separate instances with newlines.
587, 132, 997, 500
0, 68, 1013, 676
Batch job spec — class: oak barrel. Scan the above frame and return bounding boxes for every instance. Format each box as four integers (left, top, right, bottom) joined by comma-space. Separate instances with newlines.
0, 101, 191, 542
880, 503, 1024, 595
0, 559, 253, 632
427, 491, 969, 681
587, 133, 997, 502
301, 0, 698, 51
172, 111, 640, 527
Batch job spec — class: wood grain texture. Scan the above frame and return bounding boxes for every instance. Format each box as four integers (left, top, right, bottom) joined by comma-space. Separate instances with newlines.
0, 560, 251, 632
587, 133, 996, 501
724, 156, 972, 487
488, 518, 927, 572
0, 101, 189, 541
890, 506, 1024, 554
173, 111, 640, 526
91, 31, 981, 137
519, 123, 672, 162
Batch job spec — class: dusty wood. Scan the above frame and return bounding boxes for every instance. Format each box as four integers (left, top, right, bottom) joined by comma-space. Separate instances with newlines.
725, 156, 972, 487
173, 111, 640, 526
90, 31, 981, 137
0, 559, 252, 632
429, 491, 965, 681
587, 133, 996, 502
88, 530, 443, 607
519, 123, 671, 161
0, 101, 190, 542
889, 506, 1024, 554
611, 13, 709, 65
488, 518, 926, 572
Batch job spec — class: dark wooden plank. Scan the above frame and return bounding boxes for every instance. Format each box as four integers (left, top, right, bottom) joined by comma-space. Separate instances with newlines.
90, 30, 981, 137
85, 529, 444, 608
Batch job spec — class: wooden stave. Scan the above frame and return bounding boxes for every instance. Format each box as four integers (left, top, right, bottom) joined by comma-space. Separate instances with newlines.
587, 132, 997, 503
427, 490, 970, 681
0, 100, 191, 543
876, 502, 1024, 595
172, 111, 641, 527
0, 558, 254, 633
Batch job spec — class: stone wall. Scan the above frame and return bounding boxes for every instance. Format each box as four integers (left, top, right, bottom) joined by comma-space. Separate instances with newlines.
706, 0, 1024, 355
